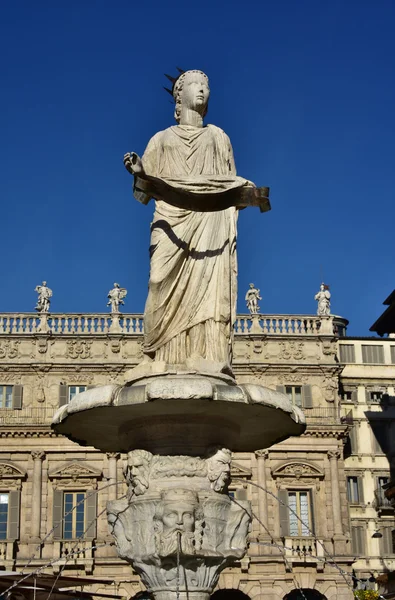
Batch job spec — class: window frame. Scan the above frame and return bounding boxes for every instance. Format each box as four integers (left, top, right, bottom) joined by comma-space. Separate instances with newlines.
278, 488, 315, 538
0, 385, 23, 410
346, 475, 364, 504
0, 492, 9, 540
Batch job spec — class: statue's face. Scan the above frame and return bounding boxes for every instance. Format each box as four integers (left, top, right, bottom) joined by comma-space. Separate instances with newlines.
181, 72, 209, 113
162, 502, 195, 533
128, 457, 148, 490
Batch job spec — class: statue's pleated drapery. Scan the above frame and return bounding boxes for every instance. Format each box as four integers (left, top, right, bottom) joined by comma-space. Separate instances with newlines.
140, 124, 246, 364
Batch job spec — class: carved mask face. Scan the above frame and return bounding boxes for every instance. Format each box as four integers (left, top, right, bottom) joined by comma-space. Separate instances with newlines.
162, 502, 195, 533
180, 72, 210, 114
128, 457, 148, 492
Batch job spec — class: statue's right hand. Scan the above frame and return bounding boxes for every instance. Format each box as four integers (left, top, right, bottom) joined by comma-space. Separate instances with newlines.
123, 152, 143, 175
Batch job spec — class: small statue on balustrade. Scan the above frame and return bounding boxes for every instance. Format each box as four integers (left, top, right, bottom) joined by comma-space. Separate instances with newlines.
34, 281, 52, 313
245, 283, 261, 315
315, 283, 331, 316
107, 283, 127, 314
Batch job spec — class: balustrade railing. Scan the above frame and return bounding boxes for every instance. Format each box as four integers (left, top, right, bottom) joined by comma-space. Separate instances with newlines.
0, 406, 56, 425
0, 313, 335, 336
303, 406, 341, 424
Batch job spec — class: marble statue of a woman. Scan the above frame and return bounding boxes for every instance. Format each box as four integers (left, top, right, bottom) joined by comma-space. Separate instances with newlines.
124, 70, 269, 373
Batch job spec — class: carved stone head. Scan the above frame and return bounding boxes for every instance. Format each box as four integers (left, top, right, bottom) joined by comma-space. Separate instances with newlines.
153, 489, 203, 556
173, 70, 209, 123
124, 449, 152, 497
206, 447, 232, 493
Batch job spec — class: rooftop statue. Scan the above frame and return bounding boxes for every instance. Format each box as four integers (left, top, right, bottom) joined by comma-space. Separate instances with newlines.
315, 283, 331, 316
107, 282, 127, 314
124, 69, 270, 372
34, 281, 52, 313
245, 283, 262, 315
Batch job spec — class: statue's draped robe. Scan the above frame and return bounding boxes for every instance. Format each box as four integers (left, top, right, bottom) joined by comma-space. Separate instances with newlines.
140, 124, 246, 365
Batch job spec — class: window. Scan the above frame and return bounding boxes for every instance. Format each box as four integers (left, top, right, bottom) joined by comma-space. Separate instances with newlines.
380, 527, 395, 555
347, 476, 364, 504
278, 489, 314, 537
277, 385, 313, 408
0, 493, 8, 540
351, 526, 365, 555
288, 491, 312, 536
362, 345, 384, 364
53, 489, 97, 540
63, 492, 86, 539
68, 386, 87, 402
340, 387, 357, 402
0, 385, 23, 409
59, 385, 89, 407
0, 491, 20, 540
375, 476, 391, 508
339, 344, 355, 363
366, 390, 383, 403
286, 386, 303, 407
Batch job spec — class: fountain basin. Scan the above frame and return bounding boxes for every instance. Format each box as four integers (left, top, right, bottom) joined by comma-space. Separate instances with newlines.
52, 377, 305, 454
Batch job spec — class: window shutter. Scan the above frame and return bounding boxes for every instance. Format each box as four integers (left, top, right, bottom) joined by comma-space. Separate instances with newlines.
52, 490, 64, 540
12, 385, 23, 410
302, 385, 313, 408
278, 490, 289, 537
8, 490, 20, 539
357, 526, 365, 555
351, 390, 358, 403
85, 491, 97, 539
390, 346, 395, 364
58, 385, 68, 407
309, 490, 315, 535
365, 388, 371, 403
276, 385, 285, 394
380, 528, 393, 555
351, 526, 365, 555
350, 427, 358, 454
357, 477, 364, 504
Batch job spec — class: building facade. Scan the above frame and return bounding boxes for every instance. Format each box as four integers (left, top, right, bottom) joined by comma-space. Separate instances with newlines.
0, 311, 394, 600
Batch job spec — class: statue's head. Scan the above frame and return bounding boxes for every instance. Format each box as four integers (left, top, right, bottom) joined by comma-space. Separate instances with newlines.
124, 449, 152, 496
155, 489, 201, 535
114, 283, 120, 288
42, 281, 47, 286
173, 70, 210, 123
206, 447, 232, 492
249, 283, 255, 289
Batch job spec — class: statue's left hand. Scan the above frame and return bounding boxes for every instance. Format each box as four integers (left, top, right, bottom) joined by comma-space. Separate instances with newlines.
124, 152, 144, 175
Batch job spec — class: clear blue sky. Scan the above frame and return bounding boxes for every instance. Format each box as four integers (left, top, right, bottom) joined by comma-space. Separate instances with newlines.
1, 1, 394, 335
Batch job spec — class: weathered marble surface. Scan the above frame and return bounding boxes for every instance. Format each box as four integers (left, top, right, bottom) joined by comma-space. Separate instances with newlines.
107, 448, 251, 600
124, 70, 270, 372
